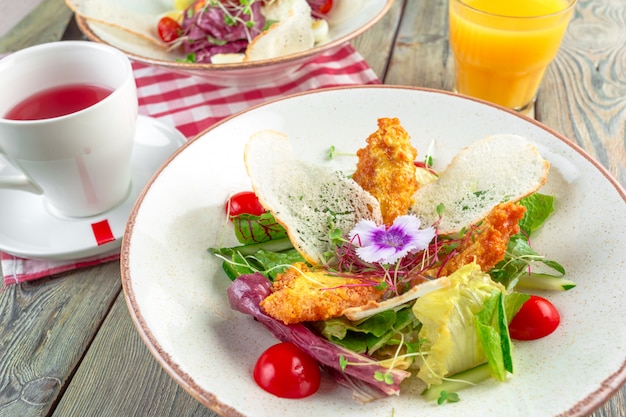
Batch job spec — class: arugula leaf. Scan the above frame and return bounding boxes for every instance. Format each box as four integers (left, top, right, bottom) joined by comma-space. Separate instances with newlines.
211, 243, 303, 281
253, 248, 305, 279
490, 235, 566, 291
490, 193, 567, 291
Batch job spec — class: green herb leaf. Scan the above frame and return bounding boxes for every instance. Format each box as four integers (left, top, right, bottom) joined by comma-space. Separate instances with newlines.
517, 193, 555, 236
437, 390, 460, 405
232, 212, 287, 245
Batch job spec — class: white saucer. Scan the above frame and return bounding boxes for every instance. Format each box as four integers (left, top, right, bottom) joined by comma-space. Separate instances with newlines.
0, 115, 186, 260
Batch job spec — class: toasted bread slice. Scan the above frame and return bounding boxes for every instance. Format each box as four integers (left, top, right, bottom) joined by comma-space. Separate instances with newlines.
409, 134, 550, 234
244, 130, 383, 265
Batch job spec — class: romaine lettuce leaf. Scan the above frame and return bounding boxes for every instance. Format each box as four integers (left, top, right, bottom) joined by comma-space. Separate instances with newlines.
412, 262, 517, 386
475, 290, 529, 381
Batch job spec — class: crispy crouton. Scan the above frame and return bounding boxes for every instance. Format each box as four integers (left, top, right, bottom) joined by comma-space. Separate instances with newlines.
352, 118, 419, 226
435, 201, 526, 277
260, 263, 384, 324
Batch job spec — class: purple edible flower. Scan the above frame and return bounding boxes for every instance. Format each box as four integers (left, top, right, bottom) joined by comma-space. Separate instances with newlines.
349, 215, 435, 265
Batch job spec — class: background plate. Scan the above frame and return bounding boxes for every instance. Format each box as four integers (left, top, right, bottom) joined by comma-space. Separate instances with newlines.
122, 86, 626, 417
75, 0, 392, 87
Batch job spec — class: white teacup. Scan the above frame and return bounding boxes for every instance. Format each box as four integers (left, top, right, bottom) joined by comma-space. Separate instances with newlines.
0, 41, 138, 217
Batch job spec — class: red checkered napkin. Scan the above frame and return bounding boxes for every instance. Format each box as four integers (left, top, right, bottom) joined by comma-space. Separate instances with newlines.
1, 43, 379, 285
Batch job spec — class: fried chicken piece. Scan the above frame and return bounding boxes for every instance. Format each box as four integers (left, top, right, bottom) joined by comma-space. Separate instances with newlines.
352, 118, 419, 225
260, 263, 384, 324
436, 201, 526, 277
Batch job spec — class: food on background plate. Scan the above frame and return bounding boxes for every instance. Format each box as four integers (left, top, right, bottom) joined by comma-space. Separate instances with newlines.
212, 118, 573, 402
66, 0, 345, 64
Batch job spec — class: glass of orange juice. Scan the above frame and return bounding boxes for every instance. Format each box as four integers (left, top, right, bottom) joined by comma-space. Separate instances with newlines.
449, 0, 576, 112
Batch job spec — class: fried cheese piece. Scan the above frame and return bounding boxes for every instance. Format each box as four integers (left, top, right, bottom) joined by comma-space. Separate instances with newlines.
435, 201, 527, 277
352, 118, 419, 226
260, 263, 384, 324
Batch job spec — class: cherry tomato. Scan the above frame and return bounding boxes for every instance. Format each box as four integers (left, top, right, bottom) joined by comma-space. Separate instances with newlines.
253, 342, 321, 399
310, 0, 333, 14
225, 191, 266, 218
157, 17, 182, 43
509, 295, 561, 341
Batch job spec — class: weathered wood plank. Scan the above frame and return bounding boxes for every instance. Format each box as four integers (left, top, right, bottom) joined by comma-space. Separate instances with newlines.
351, 0, 406, 80
0, 0, 73, 53
53, 292, 218, 417
0, 262, 121, 417
538, 0, 626, 187
384, 0, 454, 90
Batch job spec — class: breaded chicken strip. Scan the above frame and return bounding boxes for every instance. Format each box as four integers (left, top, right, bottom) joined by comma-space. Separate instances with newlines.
352, 118, 419, 226
260, 263, 384, 324
435, 201, 526, 277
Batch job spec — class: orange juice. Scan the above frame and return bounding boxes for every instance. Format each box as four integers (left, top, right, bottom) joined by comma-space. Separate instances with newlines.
449, 0, 576, 111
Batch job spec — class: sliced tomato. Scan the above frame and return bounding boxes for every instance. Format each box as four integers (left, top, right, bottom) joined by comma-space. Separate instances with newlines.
225, 191, 266, 218
253, 342, 321, 399
509, 295, 561, 341
157, 16, 182, 43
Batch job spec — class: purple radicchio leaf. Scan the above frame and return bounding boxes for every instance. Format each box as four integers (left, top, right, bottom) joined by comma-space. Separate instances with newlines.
180, 1, 266, 62
227, 273, 411, 400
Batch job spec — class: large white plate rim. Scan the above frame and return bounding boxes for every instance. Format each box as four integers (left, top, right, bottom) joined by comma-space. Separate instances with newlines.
121, 85, 626, 417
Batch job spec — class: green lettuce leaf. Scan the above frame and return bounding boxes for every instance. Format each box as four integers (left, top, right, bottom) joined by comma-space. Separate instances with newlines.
517, 193, 554, 236
474, 291, 529, 381
315, 305, 421, 358
412, 262, 510, 386
232, 212, 287, 245
212, 245, 304, 281
490, 193, 567, 291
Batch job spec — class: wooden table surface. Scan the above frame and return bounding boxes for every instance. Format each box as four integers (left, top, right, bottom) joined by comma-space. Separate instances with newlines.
0, 1, 625, 416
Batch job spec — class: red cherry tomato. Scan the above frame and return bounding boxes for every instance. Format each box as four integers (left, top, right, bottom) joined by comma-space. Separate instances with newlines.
318, 0, 333, 14
225, 191, 266, 218
509, 295, 561, 341
253, 342, 321, 399
157, 17, 182, 43
310, 0, 333, 14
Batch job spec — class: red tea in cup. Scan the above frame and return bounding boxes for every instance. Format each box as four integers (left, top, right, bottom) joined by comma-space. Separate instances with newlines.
0, 41, 138, 217
4, 83, 113, 120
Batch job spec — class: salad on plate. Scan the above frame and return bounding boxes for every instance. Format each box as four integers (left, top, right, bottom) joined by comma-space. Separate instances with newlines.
67, 0, 351, 64
158, 0, 335, 63
211, 118, 574, 403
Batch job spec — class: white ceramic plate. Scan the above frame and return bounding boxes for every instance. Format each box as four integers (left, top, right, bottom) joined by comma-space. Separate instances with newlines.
73, 0, 392, 87
0, 115, 185, 260
121, 86, 626, 417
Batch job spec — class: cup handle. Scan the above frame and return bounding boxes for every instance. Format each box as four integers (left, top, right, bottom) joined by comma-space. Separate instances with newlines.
0, 151, 43, 194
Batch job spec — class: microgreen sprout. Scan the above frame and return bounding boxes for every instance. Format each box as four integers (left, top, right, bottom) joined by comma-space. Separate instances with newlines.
338, 332, 429, 386
374, 371, 395, 385
437, 390, 460, 405
320, 209, 480, 299
327, 145, 357, 160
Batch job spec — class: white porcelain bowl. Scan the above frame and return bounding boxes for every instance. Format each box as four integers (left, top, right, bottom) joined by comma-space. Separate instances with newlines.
121, 86, 626, 417
74, 0, 393, 87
